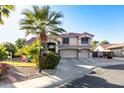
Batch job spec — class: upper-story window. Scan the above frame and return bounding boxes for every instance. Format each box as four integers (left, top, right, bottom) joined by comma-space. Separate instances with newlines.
81, 37, 89, 44
63, 38, 69, 44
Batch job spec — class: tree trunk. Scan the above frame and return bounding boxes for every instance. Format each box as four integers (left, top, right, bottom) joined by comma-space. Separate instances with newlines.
39, 32, 47, 73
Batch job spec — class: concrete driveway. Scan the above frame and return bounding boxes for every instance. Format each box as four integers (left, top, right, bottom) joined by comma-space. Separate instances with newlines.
57, 58, 124, 88
59, 64, 124, 88
43, 57, 124, 87
42, 58, 96, 87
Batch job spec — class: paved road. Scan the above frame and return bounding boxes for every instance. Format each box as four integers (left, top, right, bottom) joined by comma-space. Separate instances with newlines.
59, 64, 124, 88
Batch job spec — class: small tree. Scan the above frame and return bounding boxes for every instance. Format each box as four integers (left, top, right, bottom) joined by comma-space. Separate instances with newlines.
100, 40, 110, 45
15, 38, 26, 49
22, 39, 40, 66
91, 40, 99, 50
2, 42, 17, 56
0, 45, 9, 60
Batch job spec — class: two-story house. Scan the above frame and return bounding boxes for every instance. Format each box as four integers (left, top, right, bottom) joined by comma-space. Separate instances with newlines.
58, 32, 94, 58
26, 32, 94, 58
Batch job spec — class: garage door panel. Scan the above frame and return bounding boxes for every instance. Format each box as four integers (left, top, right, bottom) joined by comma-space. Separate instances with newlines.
80, 50, 89, 58
60, 50, 78, 58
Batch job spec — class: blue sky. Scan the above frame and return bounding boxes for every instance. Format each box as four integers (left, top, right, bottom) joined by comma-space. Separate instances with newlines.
0, 5, 124, 44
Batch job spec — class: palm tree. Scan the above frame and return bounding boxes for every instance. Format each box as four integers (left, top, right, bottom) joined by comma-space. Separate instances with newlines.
20, 6, 66, 72
0, 5, 15, 24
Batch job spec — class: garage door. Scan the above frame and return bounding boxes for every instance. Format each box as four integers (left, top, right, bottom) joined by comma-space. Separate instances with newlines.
80, 50, 89, 58
60, 49, 78, 58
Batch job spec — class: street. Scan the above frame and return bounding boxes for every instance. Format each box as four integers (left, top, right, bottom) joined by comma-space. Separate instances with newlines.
59, 64, 124, 88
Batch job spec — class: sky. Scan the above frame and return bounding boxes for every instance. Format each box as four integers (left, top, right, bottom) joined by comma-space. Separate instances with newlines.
0, 5, 124, 44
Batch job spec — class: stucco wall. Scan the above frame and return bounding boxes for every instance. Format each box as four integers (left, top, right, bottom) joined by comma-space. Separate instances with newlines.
111, 48, 123, 56
69, 38, 78, 45
94, 45, 105, 51
59, 37, 78, 45
94, 45, 110, 52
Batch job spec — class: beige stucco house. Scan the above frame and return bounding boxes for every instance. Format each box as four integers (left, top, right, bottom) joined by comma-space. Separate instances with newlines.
26, 32, 94, 58
94, 44, 124, 57
94, 44, 111, 57
58, 32, 94, 58
106, 44, 124, 57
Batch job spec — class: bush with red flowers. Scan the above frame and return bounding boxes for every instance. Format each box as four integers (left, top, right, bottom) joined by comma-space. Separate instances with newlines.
0, 63, 11, 80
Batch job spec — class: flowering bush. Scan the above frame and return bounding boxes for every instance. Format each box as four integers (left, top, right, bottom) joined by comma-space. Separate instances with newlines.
0, 63, 11, 79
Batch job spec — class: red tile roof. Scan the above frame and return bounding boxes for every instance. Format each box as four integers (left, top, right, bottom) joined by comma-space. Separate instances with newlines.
99, 44, 124, 49
60, 32, 94, 38
60, 33, 81, 38
100, 44, 114, 49
106, 44, 124, 49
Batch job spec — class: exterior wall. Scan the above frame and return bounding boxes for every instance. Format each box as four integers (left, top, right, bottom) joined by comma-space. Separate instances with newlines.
95, 45, 104, 51
122, 47, 124, 56
111, 48, 123, 57
58, 37, 63, 45
60, 35, 92, 46
94, 45, 110, 52
69, 38, 78, 45
59, 37, 78, 45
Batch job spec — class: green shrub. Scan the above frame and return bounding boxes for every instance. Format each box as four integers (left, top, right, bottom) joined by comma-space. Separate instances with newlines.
0, 45, 9, 60
39, 51, 61, 69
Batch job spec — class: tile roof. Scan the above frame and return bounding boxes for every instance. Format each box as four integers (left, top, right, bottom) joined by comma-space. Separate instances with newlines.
100, 44, 114, 49
106, 44, 124, 49
60, 32, 94, 38
60, 32, 81, 38
99, 43, 124, 49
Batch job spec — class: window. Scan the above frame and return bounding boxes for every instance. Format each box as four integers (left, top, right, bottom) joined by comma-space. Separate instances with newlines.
63, 38, 69, 44
81, 37, 89, 44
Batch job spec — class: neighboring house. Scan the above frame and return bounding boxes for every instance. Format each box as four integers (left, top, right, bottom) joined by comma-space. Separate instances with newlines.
106, 44, 124, 57
26, 32, 94, 58
94, 44, 124, 57
94, 44, 112, 57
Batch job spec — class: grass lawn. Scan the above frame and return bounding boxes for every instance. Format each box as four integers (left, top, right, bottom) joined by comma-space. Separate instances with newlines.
0, 61, 36, 67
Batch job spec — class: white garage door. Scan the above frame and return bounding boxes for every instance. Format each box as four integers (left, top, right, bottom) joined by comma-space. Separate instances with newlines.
60, 49, 78, 58
80, 50, 89, 58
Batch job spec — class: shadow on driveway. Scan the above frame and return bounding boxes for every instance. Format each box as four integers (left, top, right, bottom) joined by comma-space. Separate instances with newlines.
102, 64, 124, 70
60, 75, 124, 88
